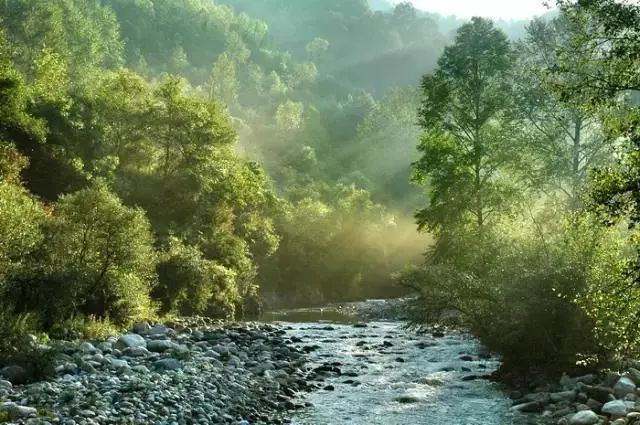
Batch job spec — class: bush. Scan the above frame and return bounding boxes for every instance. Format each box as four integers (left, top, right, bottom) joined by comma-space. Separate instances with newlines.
155, 238, 239, 319
0, 179, 44, 286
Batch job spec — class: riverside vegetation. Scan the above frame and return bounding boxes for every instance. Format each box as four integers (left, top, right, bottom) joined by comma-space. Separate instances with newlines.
1, 0, 640, 424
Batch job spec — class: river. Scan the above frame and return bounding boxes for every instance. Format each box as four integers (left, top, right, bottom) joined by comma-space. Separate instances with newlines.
264, 307, 541, 425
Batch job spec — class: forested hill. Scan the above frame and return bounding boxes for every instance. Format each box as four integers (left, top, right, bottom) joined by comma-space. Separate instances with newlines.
0, 0, 432, 337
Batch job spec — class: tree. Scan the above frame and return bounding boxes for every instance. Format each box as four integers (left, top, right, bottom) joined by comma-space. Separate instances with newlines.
516, 15, 611, 209
413, 18, 520, 236
15, 184, 157, 326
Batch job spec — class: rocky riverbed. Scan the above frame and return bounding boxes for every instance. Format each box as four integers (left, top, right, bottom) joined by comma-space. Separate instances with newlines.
3, 302, 640, 425
510, 367, 640, 425
0, 318, 310, 424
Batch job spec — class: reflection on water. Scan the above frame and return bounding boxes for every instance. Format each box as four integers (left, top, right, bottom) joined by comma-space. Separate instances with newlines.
273, 320, 543, 425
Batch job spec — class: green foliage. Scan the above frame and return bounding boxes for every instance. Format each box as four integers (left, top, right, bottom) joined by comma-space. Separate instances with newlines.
0, 178, 44, 285
8, 184, 157, 327
155, 238, 238, 319
414, 18, 521, 234
48, 315, 118, 341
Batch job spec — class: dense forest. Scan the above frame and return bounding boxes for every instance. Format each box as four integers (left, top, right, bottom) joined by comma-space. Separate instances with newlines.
0, 0, 639, 387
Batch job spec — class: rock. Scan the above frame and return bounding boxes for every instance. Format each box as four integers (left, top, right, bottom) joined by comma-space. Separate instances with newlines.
0, 365, 28, 385
0, 379, 12, 391
602, 400, 628, 416
148, 324, 169, 337
586, 398, 603, 412
580, 384, 614, 403
511, 401, 543, 413
114, 333, 147, 350
628, 368, 640, 386
132, 322, 151, 334
108, 357, 129, 369
614, 376, 636, 398
154, 358, 182, 371
123, 346, 151, 357
147, 339, 177, 353
416, 377, 444, 386
394, 395, 421, 403
78, 342, 98, 354
551, 390, 577, 403
569, 410, 600, 425
459, 355, 473, 361
0, 402, 37, 419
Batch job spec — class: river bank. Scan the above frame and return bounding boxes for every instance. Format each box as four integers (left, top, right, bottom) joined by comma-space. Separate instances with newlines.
0, 318, 310, 424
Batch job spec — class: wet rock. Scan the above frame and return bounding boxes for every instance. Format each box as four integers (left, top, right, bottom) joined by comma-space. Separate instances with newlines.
459, 355, 473, 361
394, 395, 421, 403
569, 410, 600, 425
511, 401, 543, 413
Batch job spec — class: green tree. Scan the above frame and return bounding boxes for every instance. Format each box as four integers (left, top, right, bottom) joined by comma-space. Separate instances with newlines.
516, 15, 610, 209
413, 18, 519, 235
19, 184, 157, 326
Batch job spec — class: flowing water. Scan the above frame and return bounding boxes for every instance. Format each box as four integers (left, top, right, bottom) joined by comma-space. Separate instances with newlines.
266, 309, 541, 425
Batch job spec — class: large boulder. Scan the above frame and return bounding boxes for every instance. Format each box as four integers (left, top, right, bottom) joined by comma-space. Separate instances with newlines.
0, 402, 37, 419
613, 376, 636, 398
153, 358, 182, 371
114, 333, 147, 350
569, 410, 600, 425
602, 400, 628, 417
147, 339, 178, 353
0, 365, 28, 385
628, 368, 640, 386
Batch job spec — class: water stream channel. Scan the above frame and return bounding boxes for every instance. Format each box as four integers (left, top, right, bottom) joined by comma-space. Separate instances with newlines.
265, 308, 541, 425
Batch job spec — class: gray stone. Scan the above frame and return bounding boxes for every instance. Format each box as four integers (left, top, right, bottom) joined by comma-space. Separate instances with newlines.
154, 358, 182, 371
148, 324, 170, 337
108, 357, 129, 369
123, 346, 151, 357
0, 379, 11, 390
114, 333, 147, 350
147, 340, 178, 353
602, 400, 628, 416
78, 342, 98, 354
551, 390, 577, 403
628, 368, 640, 386
569, 410, 600, 425
0, 402, 37, 418
614, 376, 636, 398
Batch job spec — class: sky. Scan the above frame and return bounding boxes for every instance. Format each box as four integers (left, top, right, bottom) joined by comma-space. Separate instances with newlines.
404, 0, 555, 20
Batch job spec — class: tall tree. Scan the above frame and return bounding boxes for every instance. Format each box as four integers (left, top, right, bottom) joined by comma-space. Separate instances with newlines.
413, 18, 519, 236
516, 15, 611, 209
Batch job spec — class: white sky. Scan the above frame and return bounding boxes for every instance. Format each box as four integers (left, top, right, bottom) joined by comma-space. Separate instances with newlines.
403, 0, 555, 20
